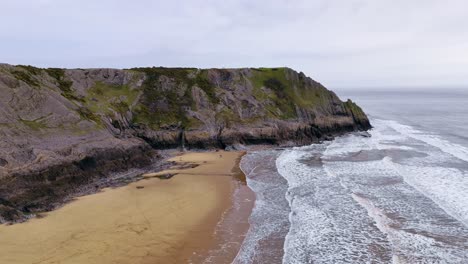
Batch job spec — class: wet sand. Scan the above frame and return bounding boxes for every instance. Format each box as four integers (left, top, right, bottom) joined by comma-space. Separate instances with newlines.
0, 151, 253, 264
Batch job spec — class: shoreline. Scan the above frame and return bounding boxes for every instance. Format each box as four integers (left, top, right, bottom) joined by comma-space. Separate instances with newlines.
188, 152, 256, 263
0, 150, 254, 264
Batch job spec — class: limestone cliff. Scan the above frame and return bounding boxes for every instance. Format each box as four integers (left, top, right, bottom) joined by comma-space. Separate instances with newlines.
0, 64, 370, 222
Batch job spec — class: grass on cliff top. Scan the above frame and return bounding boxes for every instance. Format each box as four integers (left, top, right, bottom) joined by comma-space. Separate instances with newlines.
129, 67, 218, 129
131, 67, 219, 103
248, 67, 333, 119
130, 67, 197, 79
11, 66, 86, 103
194, 70, 219, 104
11, 70, 39, 87
249, 68, 289, 93
344, 99, 367, 119
44, 68, 103, 126
293, 84, 332, 108
10, 65, 45, 87
130, 74, 192, 129
44, 68, 84, 102
17, 65, 42, 75
248, 68, 296, 118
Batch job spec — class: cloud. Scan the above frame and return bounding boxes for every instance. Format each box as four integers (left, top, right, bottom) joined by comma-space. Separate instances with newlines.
1, 0, 467, 88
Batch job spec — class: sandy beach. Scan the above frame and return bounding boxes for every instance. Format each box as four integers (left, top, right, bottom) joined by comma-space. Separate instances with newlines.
0, 151, 254, 264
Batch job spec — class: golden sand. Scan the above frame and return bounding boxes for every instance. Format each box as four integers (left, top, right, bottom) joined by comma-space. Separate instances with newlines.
0, 151, 247, 264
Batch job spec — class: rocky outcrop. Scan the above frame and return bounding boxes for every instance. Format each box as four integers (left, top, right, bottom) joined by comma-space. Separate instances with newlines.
0, 143, 155, 223
0, 64, 370, 223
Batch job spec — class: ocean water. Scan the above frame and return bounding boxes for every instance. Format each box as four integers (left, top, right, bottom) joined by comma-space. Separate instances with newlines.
235, 89, 468, 263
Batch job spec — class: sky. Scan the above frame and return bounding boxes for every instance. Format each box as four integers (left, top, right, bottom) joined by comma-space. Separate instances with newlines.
1, 0, 468, 89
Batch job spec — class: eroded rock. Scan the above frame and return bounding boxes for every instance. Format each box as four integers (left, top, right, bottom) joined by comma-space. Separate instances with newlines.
0, 64, 371, 223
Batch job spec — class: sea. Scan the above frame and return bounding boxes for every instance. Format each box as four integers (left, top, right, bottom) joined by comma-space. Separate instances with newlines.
233, 89, 468, 264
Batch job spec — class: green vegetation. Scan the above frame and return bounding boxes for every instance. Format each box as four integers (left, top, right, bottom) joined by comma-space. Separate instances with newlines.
45, 68, 72, 91
215, 107, 240, 128
76, 107, 101, 124
131, 67, 197, 81
10, 65, 45, 87
344, 99, 367, 119
248, 67, 333, 119
131, 67, 218, 103
194, 70, 219, 104
186, 116, 204, 129
83, 81, 139, 115
248, 68, 296, 118
17, 65, 42, 75
11, 70, 39, 87
110, 100, 130, 114
5, 64, 346, 132
129, 67, 217, 129
249, 68, 288, 96
133, 68, 192, 128
20, 119, 47, 131
44, 68, 81, 102
263, 78, 288, 98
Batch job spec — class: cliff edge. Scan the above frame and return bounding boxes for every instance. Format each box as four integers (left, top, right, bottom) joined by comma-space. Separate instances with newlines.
0, 64, 370, 223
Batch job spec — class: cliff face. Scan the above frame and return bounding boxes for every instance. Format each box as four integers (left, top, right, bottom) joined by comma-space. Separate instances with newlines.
0, 64, 370, 222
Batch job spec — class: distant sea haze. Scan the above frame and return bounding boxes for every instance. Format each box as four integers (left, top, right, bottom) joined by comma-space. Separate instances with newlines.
232, 89, 468, 263
338, 88, 468, 148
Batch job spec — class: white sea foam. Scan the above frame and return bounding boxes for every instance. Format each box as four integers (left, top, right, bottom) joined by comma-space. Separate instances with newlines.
380, 118, 468, 162
388, 159, 468, 227
350, 193, 403, 263
322, 120, 468, 263
371, 119, 468, 227
233, 150, 290, 264
277, 145, 393, 263
235, 117, 468, 263
324, 122, 414, 158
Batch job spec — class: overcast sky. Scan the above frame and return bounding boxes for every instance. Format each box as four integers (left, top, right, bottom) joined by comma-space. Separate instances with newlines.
1, 0, 467, 88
